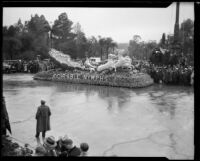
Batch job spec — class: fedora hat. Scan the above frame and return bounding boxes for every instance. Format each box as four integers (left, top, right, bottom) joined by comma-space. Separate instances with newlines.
61, 135, 69, 144
43, 136, 57, 149
41, 100, 46, 104
61, 138, 73, 146
80, 142, 89, 152
35, 145, 46, 155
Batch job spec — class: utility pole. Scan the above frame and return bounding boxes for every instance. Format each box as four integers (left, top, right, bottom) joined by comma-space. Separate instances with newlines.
171, 1, 182, 58
174, 2, 180, 44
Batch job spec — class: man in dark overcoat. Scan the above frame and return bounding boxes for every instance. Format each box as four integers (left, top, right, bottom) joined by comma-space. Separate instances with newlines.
35, 100, 51, 140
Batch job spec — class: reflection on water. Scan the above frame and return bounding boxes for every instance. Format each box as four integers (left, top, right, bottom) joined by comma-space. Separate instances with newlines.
3, 74, 194, 157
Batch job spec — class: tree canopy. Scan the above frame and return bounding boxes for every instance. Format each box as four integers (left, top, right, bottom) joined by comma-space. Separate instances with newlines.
3, 12, 193, 66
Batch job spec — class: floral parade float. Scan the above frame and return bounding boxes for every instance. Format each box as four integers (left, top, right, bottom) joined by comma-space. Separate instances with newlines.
33, 48, 154, 88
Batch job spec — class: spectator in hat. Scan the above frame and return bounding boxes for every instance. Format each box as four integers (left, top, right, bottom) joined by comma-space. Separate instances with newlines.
35, 100, 51, 141
80, 142, 89, 157
64, 139, 81, 157
34, 145, 46, 156
43, 136, 57, 156
55, 135, 69, 156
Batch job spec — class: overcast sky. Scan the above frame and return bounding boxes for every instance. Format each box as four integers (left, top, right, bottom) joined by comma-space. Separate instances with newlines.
3, 2, 194, 43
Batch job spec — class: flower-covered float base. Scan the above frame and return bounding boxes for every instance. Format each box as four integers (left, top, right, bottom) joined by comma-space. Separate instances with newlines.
33, 69, 154, 88
34, 48, 154, 88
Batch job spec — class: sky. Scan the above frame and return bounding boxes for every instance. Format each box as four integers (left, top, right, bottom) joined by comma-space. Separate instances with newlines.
3, 2, 194, 44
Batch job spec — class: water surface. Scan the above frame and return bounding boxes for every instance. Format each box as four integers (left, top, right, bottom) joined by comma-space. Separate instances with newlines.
3, 73, 194, 159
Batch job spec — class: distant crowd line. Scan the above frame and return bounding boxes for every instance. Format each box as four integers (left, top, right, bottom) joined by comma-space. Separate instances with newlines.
3, 58, 194, 86
3, 60, 55, 74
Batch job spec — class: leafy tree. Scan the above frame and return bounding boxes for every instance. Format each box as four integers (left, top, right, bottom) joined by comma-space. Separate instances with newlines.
3, 26, 8, 37
86, 36, 117, 60
52, 13, 76, 58
25, 14, 50, 59
15, 19, 24, 34
87, 36, 100, 57
110, 41, 118, 53
19, 32, 34, 52
129, 34, 158, 60
163, 18, 194, 65
3, 25, 22, 60
3, 37, 22, 60
3, 14, 51, 61
73, 22, 88, 58
128, 35, 141, 59
18, 50, 36, 61
104, 37, 117, 59
57, 41, 77, 59
52, 12, 75, 41
165, 34, 174, 48
179, 19, 194, 63
133, 35, 141, 43
7, 25, 18, 37
26, 14, 50, 35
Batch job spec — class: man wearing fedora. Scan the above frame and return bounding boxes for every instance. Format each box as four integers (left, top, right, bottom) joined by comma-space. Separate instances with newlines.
35, 100, 51, 141
43, 136, 57, 156
55, 135, 69, 156
65, 139, 81, 157
55, 136, 81, 157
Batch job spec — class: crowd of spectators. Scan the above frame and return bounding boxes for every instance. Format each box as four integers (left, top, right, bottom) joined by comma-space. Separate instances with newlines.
133, 59, 193, 86
33, 135, 89, 157
4, 54, 194, 86
3, 59, 55, 74
147, 64, 193, 85
2, 96, 89, 157
17, 60, 39, 73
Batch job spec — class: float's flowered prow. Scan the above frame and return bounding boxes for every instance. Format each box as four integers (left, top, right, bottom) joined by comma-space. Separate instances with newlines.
49, 49, 84, 69
33, 48, 154, 88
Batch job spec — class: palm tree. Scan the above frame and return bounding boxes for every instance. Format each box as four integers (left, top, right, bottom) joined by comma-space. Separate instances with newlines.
110, 42, 117, 53
104, 37, 118, 58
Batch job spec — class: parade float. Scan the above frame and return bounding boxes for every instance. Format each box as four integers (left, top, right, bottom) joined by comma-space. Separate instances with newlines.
33, 48, 154, 88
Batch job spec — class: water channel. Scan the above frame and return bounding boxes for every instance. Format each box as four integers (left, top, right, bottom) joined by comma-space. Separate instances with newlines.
3, 73, 194, 159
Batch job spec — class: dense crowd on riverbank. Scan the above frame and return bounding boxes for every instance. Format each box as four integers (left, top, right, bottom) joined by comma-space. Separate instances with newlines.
3, 60, 55, 74
147, 64, 193, 86
4, 60, 38, 73
4, 57, 194, 86
133, 60, 193, 86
